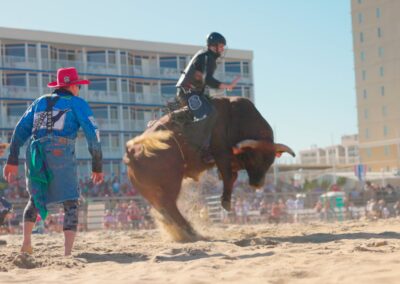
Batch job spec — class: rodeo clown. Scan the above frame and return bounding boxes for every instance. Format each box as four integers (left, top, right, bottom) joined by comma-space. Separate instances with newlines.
176, 32, 240, 163
2, 67, 104, 256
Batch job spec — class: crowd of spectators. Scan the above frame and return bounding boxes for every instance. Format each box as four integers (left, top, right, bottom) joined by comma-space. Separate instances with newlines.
3, 172, 400, 234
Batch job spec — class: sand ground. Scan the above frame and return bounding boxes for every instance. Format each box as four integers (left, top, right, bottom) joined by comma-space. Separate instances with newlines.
1, 219, 400, 284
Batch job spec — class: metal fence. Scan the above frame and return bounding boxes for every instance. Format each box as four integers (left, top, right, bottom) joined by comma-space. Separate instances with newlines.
1, 190, 399, 234
0, 196, 153, 234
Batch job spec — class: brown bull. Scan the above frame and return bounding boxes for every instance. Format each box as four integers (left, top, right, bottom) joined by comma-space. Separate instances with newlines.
124, 96, 295, 241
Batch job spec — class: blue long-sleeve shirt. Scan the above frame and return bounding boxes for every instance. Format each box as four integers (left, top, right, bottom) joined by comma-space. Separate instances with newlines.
7, 89, 102, 172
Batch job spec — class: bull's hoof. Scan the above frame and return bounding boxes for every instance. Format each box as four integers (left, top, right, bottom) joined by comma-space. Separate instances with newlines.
221, 200, 232, 211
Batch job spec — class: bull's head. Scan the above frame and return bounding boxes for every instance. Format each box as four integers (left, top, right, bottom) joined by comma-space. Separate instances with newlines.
233, 140, 295, 188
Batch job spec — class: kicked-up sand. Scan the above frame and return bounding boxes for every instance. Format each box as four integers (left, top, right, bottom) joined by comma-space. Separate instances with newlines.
1, 219, 400, 284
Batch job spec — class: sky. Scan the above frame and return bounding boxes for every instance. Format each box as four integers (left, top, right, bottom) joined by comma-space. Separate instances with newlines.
0, 0, 357, 161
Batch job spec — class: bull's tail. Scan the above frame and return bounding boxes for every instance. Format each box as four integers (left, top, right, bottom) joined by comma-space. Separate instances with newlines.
126, 130, 173, 157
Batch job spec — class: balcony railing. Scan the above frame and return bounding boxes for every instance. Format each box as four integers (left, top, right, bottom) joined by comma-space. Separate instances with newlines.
1, 116, 21, 128
122, 119, 147, 131
81, 90, 120, 103
1, 56, 252, 84
121, 92, 166, 105
86, 62, 118, 75
41, 59, 84, 71
215, 71, 252, 84
158, 67, 180, 79
1, 56, 38, 69
0, 86, 40, 100
96, 119, 120, 131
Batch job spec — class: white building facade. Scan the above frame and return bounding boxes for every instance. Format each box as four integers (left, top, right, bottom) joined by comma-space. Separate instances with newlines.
299, 134, 359, 166
0, 27, 254, 178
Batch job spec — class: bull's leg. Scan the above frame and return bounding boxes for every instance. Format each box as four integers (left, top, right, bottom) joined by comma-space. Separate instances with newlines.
139, 182, 199, 242
157, 199, 199, 242
214, 152, 238, 211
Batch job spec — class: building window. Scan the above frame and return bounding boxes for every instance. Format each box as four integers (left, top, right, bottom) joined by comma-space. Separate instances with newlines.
378, 47, 384, 57
108, 51, 116, 65
58, 49, 75, 61
379, 66, 384, 77
89, 79, 107, 91
87, 51, 106, 63
244, 87, 251, 98
362, 70, 366, 80
360, 32, 364, 43
28, 73, 38, 88
41, 44, 49, 60
100, 133, 110, 147
229, 87, 242, 97
128, 82, 141, 94
4, 73, 26, 86
376, 7, 381, 18
161, 83, 176, 98
110, 107, 118, 120
132, 109, 145, 120
363, 89, 367, 99
225, 62, 241, 74
360, 51, 365, 61
92, 106, 108, 119
7, 104, 28, 117
377, 27, 382, 38
178, 56, 187, 70
120, 51, 127, 65
358, 13, 363, 24
159, 57, 177, 69
111, 134, 120, 147
242, 62, 250, 76
109, 78, 117, 92
134, 56, 143, 67
383, 126, 388, 137
121, 79, 128, 93
5, 44, 25, 57
380, 86, 385, 96
28, 44, 36, 59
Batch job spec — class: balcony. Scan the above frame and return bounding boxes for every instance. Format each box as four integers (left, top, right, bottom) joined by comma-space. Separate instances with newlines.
0, 86, 40, 100
41, 59, 84, 71
121, 92, 166, 106
158, 67, 180, 79
1, 116, 21, 128
215, 71, 252, 84
134, 92, 165, 105
81, 90, 120, 103
86, 62, 118, 75
122, 119, 147, 132
96, 119, 120, 131
1, 56, 38, 69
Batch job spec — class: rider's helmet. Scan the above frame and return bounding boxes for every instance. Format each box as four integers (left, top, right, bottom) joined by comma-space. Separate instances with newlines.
206, 32, 226, 46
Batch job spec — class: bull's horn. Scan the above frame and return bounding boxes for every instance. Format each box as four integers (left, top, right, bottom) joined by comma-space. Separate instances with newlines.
274, 143, 296, 157
235, 139, 275, 153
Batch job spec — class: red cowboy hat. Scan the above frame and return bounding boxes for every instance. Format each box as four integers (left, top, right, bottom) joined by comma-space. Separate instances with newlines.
47, 67, 90, 88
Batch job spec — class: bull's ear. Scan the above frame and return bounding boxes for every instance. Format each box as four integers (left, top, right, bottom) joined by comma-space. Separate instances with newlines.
274, 143, 296, 157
